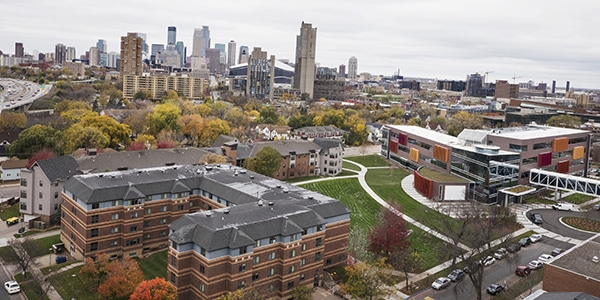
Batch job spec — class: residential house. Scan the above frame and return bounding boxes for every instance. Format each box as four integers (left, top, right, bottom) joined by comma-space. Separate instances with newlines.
0, 158, 28, 182
254, 124, 291, 141
0, 129, 21, 157
313, 138, 344, 176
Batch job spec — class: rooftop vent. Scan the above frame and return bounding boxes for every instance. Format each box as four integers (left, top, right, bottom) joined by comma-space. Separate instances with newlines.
117, 166, 128, 171
258, 200, 264, 206
308, 196, 314, 199
268, 201, 274, 206
276, 184, 282, 188
593, 256, 599, 263
234, 170, 238, 176
205, 211, 213, 217
223, 208, 230, 214
283, 187, 289, 193
165, 162, 175, 166
239, 169, 247, 174
250, 175, 254, 179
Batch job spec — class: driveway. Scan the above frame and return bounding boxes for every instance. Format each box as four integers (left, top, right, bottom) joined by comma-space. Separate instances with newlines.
528, 209, 598, 241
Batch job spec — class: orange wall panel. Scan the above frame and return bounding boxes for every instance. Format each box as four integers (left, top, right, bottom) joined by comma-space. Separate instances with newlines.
572, 146, 585, 160
552, 137, 568, 152
409, 148, 419, 162
433, 145, 449, 162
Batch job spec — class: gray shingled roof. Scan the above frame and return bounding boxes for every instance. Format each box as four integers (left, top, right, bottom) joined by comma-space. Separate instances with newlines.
312, 138, 343, 152
249, 140, 319, 157
35, 156, 80, 182
211, 135, 238, 148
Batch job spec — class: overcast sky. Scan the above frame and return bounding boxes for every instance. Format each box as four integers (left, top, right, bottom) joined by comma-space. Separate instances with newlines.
2, 0, 599, 89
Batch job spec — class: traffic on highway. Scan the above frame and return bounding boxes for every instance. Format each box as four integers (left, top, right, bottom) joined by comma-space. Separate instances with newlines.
0, 78, 51, 111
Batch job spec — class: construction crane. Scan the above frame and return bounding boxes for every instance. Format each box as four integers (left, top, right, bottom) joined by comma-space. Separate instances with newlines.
484, 70, 494, 84
512, 75, 522, 84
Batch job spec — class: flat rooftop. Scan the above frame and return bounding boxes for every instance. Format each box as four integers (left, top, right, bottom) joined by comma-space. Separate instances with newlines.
386, 125, 459, 145
549, 235, 600, 281
482, 124, 589, 140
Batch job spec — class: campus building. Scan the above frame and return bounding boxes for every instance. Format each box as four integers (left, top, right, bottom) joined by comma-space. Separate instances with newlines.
381, 124, 591, 204
167, 165, 350, 299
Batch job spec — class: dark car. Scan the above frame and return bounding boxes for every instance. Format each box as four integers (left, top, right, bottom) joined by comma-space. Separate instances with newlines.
52, 243, 64, 254
531, 213, 543, 224
519, 237, 531, 247
551, 248, 564, 256
507, 243, 521, 253
447, 269, 465, 282
487, 283, 505, 295
55, 256, 67, 264
515, 265, 531, 277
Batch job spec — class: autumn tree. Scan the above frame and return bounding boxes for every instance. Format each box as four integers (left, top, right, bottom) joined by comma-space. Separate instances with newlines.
224, 106, 250, 129
258, 106, 280, 124
8, 237, 35, 277
446, 111, 485, 136
546, 114, 582, 128
0, 111, 27, 130
340, 259, 396, 300
314, 109, 344, 128
344, 114, 369, 146
64, 124, 110, 153
199, 153, 228, 164
200, 119, 231, 147
243, 146, 281, 177
130, 277, 177, 300
290, 285, 312, 300
26, 148, 54, 168
60, 108, 99, 127
9, 124, 62, 158
54, 100, 91, 114
367, 203, 411, 268
123, 109, 151, 136
79, 115, 131, 149
98, 257, 144, 300
178, 114, 204, 146
146, 102, 182, 134
288, 114, 314, 130
80, 253, 111, 289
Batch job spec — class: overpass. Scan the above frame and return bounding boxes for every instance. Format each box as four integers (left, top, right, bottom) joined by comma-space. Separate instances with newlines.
529, 168, 600, 197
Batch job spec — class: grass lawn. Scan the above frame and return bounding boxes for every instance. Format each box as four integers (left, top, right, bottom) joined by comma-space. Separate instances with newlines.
138, 250, 168, 280
14, 275, 50, 300
52, 266, 98, 300
406, 224, 462, 272
0, 203, 20, 221
300, 178, 380, 230
337, 169, 358, 177
23, 234, 62, 258
342, 160, 361, 171
0, 245, 19, 262
345, 155, 389, 167
364, 168, 461, 238
522, 196, 555, 205
285, 176, 320, 183
562, 193, 595, 204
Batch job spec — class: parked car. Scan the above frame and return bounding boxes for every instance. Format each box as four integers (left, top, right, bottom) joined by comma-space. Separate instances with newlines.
531, 213, 543, 224
594, 203, 600, 210
507, 243, 521, 253
447, 269, 465, 282
486, 283, 505, 295
55, 255, 67, 264
52, 243, 64, 254
519, 237, 531, 247
529, 234, 542, 243
494, 248, 508, 260
481, 256, 496, 267
431, 277, 451, 290
4, 280, 20, 294
5, 217, 19, 226
528, 260, 543, 270
515, 265, 531, 277
551, 248, 564, 256
538, 254, 553, 263
552, 203, 575, 211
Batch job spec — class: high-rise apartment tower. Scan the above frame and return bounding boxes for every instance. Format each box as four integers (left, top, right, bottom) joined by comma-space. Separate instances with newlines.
348, 56, 357, 80
227, 40, 236, 67
120, 32, 143, 76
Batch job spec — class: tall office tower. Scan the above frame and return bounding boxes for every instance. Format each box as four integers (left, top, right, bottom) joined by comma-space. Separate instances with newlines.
54, 43, 66, 64
96, 39, 107, 53
192, 28, 202, 57
136, 33, 148, 55
66, 47, 77, 62
227, 40, 236, 67
215, 43, 225, 53
551, 80, 556, 94
465, 73, 484, 97
205, 48, 221, 74
151, 44, 164, 57
247, 47, 275, 100
99, 53, 108, 67
107, 52, 120, 68
338, 64, 346, 78
175, 41, 186, 68
167, 26, 176, 45
238, 46, 248, 64
89, 47, 99, 66
347, 56, 357, 80
293, 22, 317, 99
192, 26, 210, 57
38, 53, 45, 61
120, 32, 143, 76
566, 81, 570, 92
15, 42, 24, 58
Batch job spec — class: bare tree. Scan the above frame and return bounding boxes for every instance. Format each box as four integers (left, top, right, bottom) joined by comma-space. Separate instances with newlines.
8, 237, 35, 277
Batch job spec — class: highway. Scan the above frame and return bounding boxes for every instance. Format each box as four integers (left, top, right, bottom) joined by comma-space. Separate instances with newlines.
0, 79, 52, 112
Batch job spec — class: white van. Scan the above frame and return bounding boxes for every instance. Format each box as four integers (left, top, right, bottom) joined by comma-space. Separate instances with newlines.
552, 203, 575, 211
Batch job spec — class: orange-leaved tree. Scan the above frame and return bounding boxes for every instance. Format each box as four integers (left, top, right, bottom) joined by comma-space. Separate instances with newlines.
98, 256, 144, 300
130, 277, 177, 300
79, 253, 111, 290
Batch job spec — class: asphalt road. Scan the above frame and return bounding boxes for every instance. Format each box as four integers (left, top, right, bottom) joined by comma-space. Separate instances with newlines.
409, 237, 574, 300
529, 208, 599, 241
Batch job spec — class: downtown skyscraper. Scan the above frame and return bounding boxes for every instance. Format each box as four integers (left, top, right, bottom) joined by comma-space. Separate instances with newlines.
192, 26, 210, 57
348, 56, 357, 80
167, 26, 176, 45
227, 40, 236, 67
293, 22, 317, 99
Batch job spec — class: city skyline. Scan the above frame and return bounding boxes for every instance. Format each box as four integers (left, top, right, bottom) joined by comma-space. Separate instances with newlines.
1, 0, 599, 88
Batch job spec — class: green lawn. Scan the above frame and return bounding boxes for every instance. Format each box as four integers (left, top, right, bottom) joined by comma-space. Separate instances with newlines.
337, 169, 358, 177
364, 168, 460, 237
342, 160, 361, 171
0, 203, 20, 221
419, 168, 467, 183
285, 176, 320, 183
522, 196, 555, 205
0, 245, 19, 262
52, 266, 98, 300
345, 155, 389, 167
562, 193, 595, 204
138, 250, 168, 280
23, 234, 62, 258
406, 224, 462, 272
300, 178, 380, 230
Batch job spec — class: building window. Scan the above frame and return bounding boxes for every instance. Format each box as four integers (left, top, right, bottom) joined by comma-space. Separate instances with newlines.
130, 226, 138, 232
200, 248, 206, 257
239, 263, 246, 272
111, 213, 119, 220
170, 256, 177, 267
20, 179, 27, 186
91, 215, 99, 224
91, 228, 98, 237
300, 273, 305, 281
20, 190, 27, 198
255, 240, 261, 247
199, 265, 205, 274
90, 242, 98, 251
38, 204, 43, 211
253, 256, 260, 264
111, 227, 119, 234
199, 283, 205, 292
326, 258, 332, 265
144, 221, 151, 228
289, 249, 296, 258
302, 243, 307, 251
237, 281, 246, 289
315, 252, 321, 261
110, 240, 118, 247
269, 268, 275, 276
316, 238, 322, 247
269, 252, 276, 260
92, 203, 99, 209
160, 218, 167, 224
144, 234, 151, 241
269, 236, 277, 244
178, 205, 184, 211
39, 180, 43, 187
287, 281, 294, 290
317, 224, 323, 231
54, 203, 59, 211
54, 192, 59, 199
131, 212, 138, 219
161, 205, 168, 212
170, 272, 176, 284
288, 265, 295, 274
145, 208, 151, 215
252, 272, 260, 281
20, 203, 26, 210
39, 192, 43, 199
240, 246, 247, 255
160, 231, 166, 237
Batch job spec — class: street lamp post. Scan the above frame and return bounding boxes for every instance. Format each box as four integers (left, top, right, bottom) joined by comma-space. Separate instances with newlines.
71, 274, 76, 300
48, 248, 52, 272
